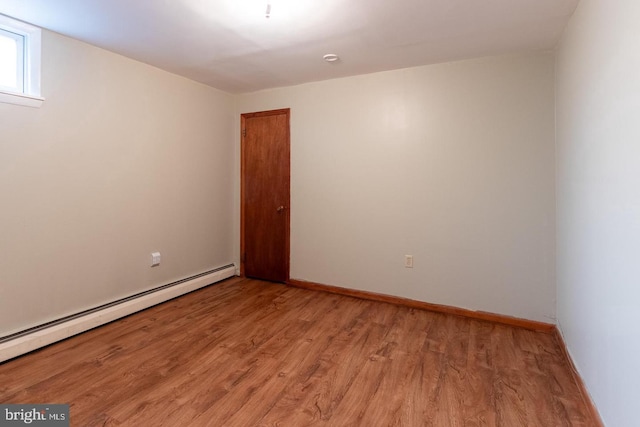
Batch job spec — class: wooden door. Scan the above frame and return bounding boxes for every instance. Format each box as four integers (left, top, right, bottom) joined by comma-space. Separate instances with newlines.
241, 109, 290, 282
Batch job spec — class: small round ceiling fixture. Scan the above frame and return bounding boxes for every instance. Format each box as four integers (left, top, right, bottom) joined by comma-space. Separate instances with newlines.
323, 54, 340, 63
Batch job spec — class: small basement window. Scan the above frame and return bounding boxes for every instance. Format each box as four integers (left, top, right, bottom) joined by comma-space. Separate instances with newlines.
0, 14, 43, 108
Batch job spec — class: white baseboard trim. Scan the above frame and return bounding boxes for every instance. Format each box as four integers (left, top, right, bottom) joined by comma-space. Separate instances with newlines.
0, 265, 237, 363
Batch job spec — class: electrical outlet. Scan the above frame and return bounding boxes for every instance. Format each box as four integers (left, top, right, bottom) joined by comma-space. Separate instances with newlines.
151, 252, 161, 267
405, 255, 413, 268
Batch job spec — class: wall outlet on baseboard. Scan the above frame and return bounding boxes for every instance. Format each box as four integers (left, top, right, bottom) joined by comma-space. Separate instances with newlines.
404, 255, 413, 268
151, 252, 161, 267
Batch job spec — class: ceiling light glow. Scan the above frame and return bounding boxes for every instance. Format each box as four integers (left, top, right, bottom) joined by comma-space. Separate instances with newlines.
188, 0, 335, 25
185, 0, 347, 51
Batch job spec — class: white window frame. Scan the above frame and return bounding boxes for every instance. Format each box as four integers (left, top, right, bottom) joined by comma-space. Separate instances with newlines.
0, 14, 43, 108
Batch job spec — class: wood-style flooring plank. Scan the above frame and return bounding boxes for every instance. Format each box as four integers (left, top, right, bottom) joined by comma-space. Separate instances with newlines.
0, 277, 599, 426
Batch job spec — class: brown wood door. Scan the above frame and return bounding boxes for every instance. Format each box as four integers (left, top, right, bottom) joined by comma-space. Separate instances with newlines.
241, 109, 290, 282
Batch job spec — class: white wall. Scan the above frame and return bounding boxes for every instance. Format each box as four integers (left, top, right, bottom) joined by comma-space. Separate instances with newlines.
556, 1, 640, 425
0, 31, 236, 337
236, 53, 556, 322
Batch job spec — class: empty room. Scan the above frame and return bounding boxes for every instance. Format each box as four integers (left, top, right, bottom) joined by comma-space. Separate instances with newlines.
0, 0, 637, 425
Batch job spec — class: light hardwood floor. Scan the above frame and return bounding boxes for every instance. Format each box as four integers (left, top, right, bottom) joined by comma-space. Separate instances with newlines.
0, 277, 597, 426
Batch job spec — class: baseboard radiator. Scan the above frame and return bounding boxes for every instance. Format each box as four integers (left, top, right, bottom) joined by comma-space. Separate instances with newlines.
0, 264, 237, 363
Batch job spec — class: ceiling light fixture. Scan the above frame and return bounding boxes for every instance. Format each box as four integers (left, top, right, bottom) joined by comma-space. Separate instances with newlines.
265, 3, 271, 18
323, 53, 340, 63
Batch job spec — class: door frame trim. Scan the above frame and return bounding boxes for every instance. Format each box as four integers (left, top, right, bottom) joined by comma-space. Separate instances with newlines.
240, 108, 291, 281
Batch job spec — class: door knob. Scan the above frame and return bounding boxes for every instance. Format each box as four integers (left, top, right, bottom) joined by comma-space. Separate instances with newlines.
277, 206, 285, 213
